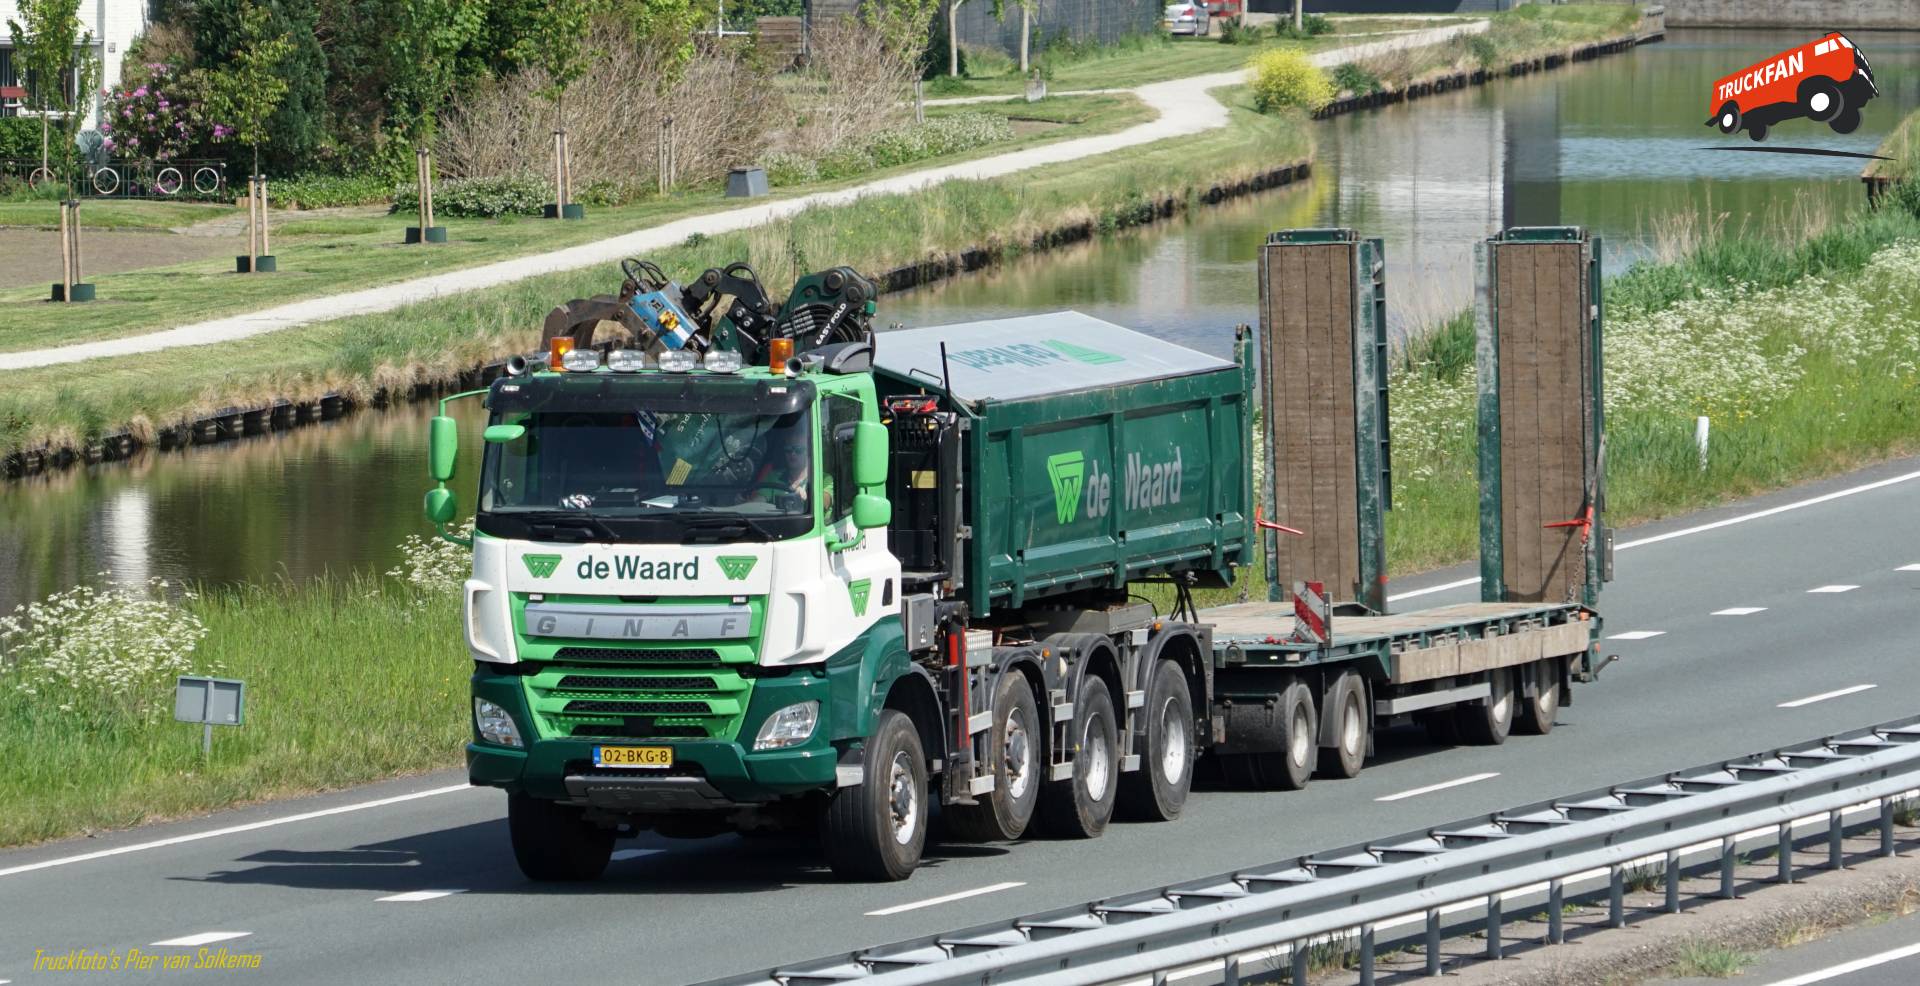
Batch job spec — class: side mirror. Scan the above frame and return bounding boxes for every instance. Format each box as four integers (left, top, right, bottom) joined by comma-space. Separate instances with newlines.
423, 486, 456, 526
484, 423, 526, 443
851, 493, 891, 530
853, 420, 888, 488
429, 415, 458, 482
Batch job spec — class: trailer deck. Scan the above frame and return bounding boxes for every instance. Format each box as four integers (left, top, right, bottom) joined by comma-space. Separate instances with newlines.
1205, 600, 1593, 686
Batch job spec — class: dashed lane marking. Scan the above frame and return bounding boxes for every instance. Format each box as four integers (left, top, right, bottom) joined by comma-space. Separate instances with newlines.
151, 932, 251, 947
866, 881, 1026, 916
1712, 607, 1768, 616
1778, 684, 1877, 709
377, 890, 466, 902
1608, 631, 1666, 640
1807, 585, 1859, 593
1899, 563, 1920, 572
1376, 773, 1500, 803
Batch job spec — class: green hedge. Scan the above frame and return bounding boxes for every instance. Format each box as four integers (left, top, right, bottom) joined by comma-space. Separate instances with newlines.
391, 171, 547, 218
0, 118, 44, 163
273, 172, 394, 210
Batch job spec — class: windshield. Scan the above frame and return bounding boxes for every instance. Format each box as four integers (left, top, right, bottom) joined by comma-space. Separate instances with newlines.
476, 374, 818, 543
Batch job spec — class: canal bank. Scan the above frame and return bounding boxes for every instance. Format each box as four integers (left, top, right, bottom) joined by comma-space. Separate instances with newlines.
1663, 0, 1920, 31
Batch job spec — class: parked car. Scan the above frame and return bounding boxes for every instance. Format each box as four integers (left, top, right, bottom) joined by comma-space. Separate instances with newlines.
1163, 1, 1209, 36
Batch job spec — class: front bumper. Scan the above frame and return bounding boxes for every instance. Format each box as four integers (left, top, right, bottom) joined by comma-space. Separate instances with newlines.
467, 662, 855, 808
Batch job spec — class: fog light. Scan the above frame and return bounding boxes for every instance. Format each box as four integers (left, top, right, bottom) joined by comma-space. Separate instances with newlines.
658, 350, 698, 373
474, 697, 524, 748
607, 349, 648, 372
561, 348, 602, 372
703, 350, 744, 373
753, 701, 819, 750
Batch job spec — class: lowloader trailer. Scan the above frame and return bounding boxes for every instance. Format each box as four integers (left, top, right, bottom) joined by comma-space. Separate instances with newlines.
426, 227, 1614, 882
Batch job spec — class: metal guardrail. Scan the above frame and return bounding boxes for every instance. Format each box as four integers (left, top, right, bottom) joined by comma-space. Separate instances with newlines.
705, 716, 1920, 986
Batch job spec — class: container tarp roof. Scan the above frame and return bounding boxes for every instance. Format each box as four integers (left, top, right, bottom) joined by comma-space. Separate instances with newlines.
874, 311, 1233, 403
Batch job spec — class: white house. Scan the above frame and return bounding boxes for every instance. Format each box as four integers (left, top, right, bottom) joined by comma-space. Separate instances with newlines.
1, 0, 152, 128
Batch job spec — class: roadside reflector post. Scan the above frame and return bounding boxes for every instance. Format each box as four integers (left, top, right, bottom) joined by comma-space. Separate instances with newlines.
1696, 416, 1709, 471
175, 675, 246, 759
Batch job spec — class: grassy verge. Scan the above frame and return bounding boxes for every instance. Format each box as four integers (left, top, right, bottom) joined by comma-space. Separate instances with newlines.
1866, 106, 1918, 181
0, 576, 464, 847
0, 93, 1151, 354
0, 200, 236, 231
925, 32, 1353, 98
1340, 4, 1642, 92
0, 88, 1308, 457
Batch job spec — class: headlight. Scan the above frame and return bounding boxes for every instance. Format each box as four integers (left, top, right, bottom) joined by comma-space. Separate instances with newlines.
657, 350, 699, 373
753, 701, 819, 750
561, 348, 602, 372
703, 350, 744, 373
474, 697, 524, 748
606, 349, 648, 372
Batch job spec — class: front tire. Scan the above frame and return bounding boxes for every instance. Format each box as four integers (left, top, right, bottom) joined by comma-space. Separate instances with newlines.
1038, 678, 1119, 838
823, 709, 927, 881
943, 673, 1041, 842
1119, 659, 1196, 822
508, 793, 614, 882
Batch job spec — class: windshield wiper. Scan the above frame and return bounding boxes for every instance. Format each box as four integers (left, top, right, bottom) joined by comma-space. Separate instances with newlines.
519, 512, 621, 542
676, 514, 777, 543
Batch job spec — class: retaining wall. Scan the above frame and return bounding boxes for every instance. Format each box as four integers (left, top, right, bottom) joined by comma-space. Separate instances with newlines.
1661, 0, 1920, 29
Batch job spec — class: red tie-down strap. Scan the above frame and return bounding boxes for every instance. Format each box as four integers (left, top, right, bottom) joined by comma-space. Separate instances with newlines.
1255, 505, 1305, 536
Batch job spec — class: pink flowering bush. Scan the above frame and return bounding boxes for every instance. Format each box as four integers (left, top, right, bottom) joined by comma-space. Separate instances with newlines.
99, 64, 225, 164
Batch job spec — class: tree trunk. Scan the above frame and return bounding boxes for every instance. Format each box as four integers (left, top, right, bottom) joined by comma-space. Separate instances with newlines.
1019, 5, 1030, 74
40, 115, 49, 180
1292, 0, 1302, 32
949, 0, 966, 77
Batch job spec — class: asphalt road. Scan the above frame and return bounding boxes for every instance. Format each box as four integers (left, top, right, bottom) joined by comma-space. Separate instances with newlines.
1656, 909, 1920, 986
5, 456, 1920, 985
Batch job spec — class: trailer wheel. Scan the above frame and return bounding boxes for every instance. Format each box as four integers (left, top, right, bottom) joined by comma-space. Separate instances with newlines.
1119, 660, 1195, 822
1316, 673, 1367, 779
508, 793, 613, 882
1516, 659, 1561, 736
1038, 677, 1119, 838
1799, 77, 1844, 123
943, 674, 1041, 842
822, 710, 927, 881
1456, 668, 1515, 745
1218, 680, 1317, 790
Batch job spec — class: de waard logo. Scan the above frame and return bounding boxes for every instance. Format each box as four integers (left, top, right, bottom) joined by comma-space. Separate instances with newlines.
521, 552, 707, 581
1044, 448, 1184, 524
848, 579, 872, 617
522, 554, 562, 578
717, 555, 759, 581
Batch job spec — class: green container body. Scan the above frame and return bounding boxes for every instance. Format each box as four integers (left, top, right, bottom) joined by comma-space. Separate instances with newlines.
875, 313, 1254, 617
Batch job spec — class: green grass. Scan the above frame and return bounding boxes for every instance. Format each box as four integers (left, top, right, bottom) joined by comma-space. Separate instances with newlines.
925, 32, 1354, 98
0, 89, 1307, 457
0, 577, 465, 848
0, 93, 1151, 355
1867, 107, 1918, 180
1669, 941, 1755, 979
0, 200, 238, 230
1344, 4, 1643, 91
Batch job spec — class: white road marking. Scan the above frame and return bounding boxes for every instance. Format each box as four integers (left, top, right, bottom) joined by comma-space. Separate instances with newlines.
1607, 631, 1666, 640
865, 881, 1026, 916
0, 783, 474, 879
1898, 564, 1920, 572
151, 932, 251, 947
1779, 684, 1877, 709
1712, 607, 1768, 616
1386, 468, 1920, 603
612, 849, 662, 861
377, 889, 466, 902
1807, 584, 1859, 593
1759, 940, 1920, 986
1376, 772, 1500, 803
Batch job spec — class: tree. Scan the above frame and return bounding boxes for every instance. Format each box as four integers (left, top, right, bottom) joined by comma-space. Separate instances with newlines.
7, 0, 101, 190
193, 0, 324, 172
387, 0, 488, 144
1292, 0, 1302, 34
207, 1, 293, 179
511, 0, 593, 132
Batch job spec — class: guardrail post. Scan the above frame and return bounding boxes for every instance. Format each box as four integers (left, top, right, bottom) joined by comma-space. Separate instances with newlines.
1829, 809, 1845, 869
1719, 836, 1737, 899
1223, 955, 1241, 986
1664, 850, 1680, 913
1289, 939, 1308, 985
1547, 880, 1564, 943
1424, 910, 1441, 976
1882, 800, 1898, 857
1608, 866, 1624, 927
1359, 925, 1375, 986
1778, 822, 1794, 883
1485, 895, 1502, 959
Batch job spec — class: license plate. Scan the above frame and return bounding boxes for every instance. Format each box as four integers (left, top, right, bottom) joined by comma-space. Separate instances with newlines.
594, 745, 673, 768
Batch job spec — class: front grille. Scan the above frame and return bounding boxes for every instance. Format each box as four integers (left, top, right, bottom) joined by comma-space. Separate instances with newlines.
570, 724, 708, 740
557, 674, 713, 691
564, 699, 711, 715
554, 647, 725, 663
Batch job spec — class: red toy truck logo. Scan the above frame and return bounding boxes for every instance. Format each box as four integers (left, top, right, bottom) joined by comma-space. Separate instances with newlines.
1707, 33, 1878, 141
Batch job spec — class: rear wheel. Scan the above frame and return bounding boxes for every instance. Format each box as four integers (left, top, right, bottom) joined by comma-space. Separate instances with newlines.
822, 709, 927, 881
508, 793, 613, 882
1038, 678, 1119, 838
1516, 659, 1561, 736
1831, 107, 1862, 134
943, 673, 1041, 842
1799, 77, 1844, 122
1219, 679, 1317, 790
1316, 673, 1367, 779
1119, 659, 1196, 822
1456, 668, 1516, 746
1748, 122, 1769, 142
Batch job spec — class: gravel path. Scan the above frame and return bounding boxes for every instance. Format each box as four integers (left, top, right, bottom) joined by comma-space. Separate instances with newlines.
1, 21, 1485, 371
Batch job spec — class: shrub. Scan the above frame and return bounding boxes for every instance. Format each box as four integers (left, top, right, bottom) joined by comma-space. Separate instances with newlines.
1277, 12, 1331, 39
765, 113, 1014, 183
0, 117, 41, 161
0, 578, 212, 729
1219, 18, 1263, 45
391, 171, 548, 218
1331, 62, 1382, 95
274, 172, 393, 209
99, 64, 223, 164
1249, 49, 1334, 113
1464, 34, 1501, 69
761, 151, 821, 186
960, 43, 1016, 77
1890, 177, 1920, 222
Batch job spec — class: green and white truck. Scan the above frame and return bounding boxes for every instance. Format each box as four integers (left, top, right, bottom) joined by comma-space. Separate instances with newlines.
425, 228, 1612, 882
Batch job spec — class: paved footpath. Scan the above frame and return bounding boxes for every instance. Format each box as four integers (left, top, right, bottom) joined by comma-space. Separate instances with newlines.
3, 23, 1485, 372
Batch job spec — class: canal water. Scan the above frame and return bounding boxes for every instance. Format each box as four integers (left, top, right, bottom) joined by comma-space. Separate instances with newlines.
5, 28, 1917, 609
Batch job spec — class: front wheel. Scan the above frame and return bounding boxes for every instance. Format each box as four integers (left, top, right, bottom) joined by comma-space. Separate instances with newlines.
1799, 77, 1844, 123
822, 709, 927, 881
1714, 101, 1741, 135
507, 793, 613, 882
1119, 659, 1195, 822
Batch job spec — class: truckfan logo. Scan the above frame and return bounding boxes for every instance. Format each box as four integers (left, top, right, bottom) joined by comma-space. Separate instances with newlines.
1708, 33, 1878, 141
522, 554, 563, 579
717, 555, 759, 581
1047, 452, 1086, 524
848, 579, 872, 617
